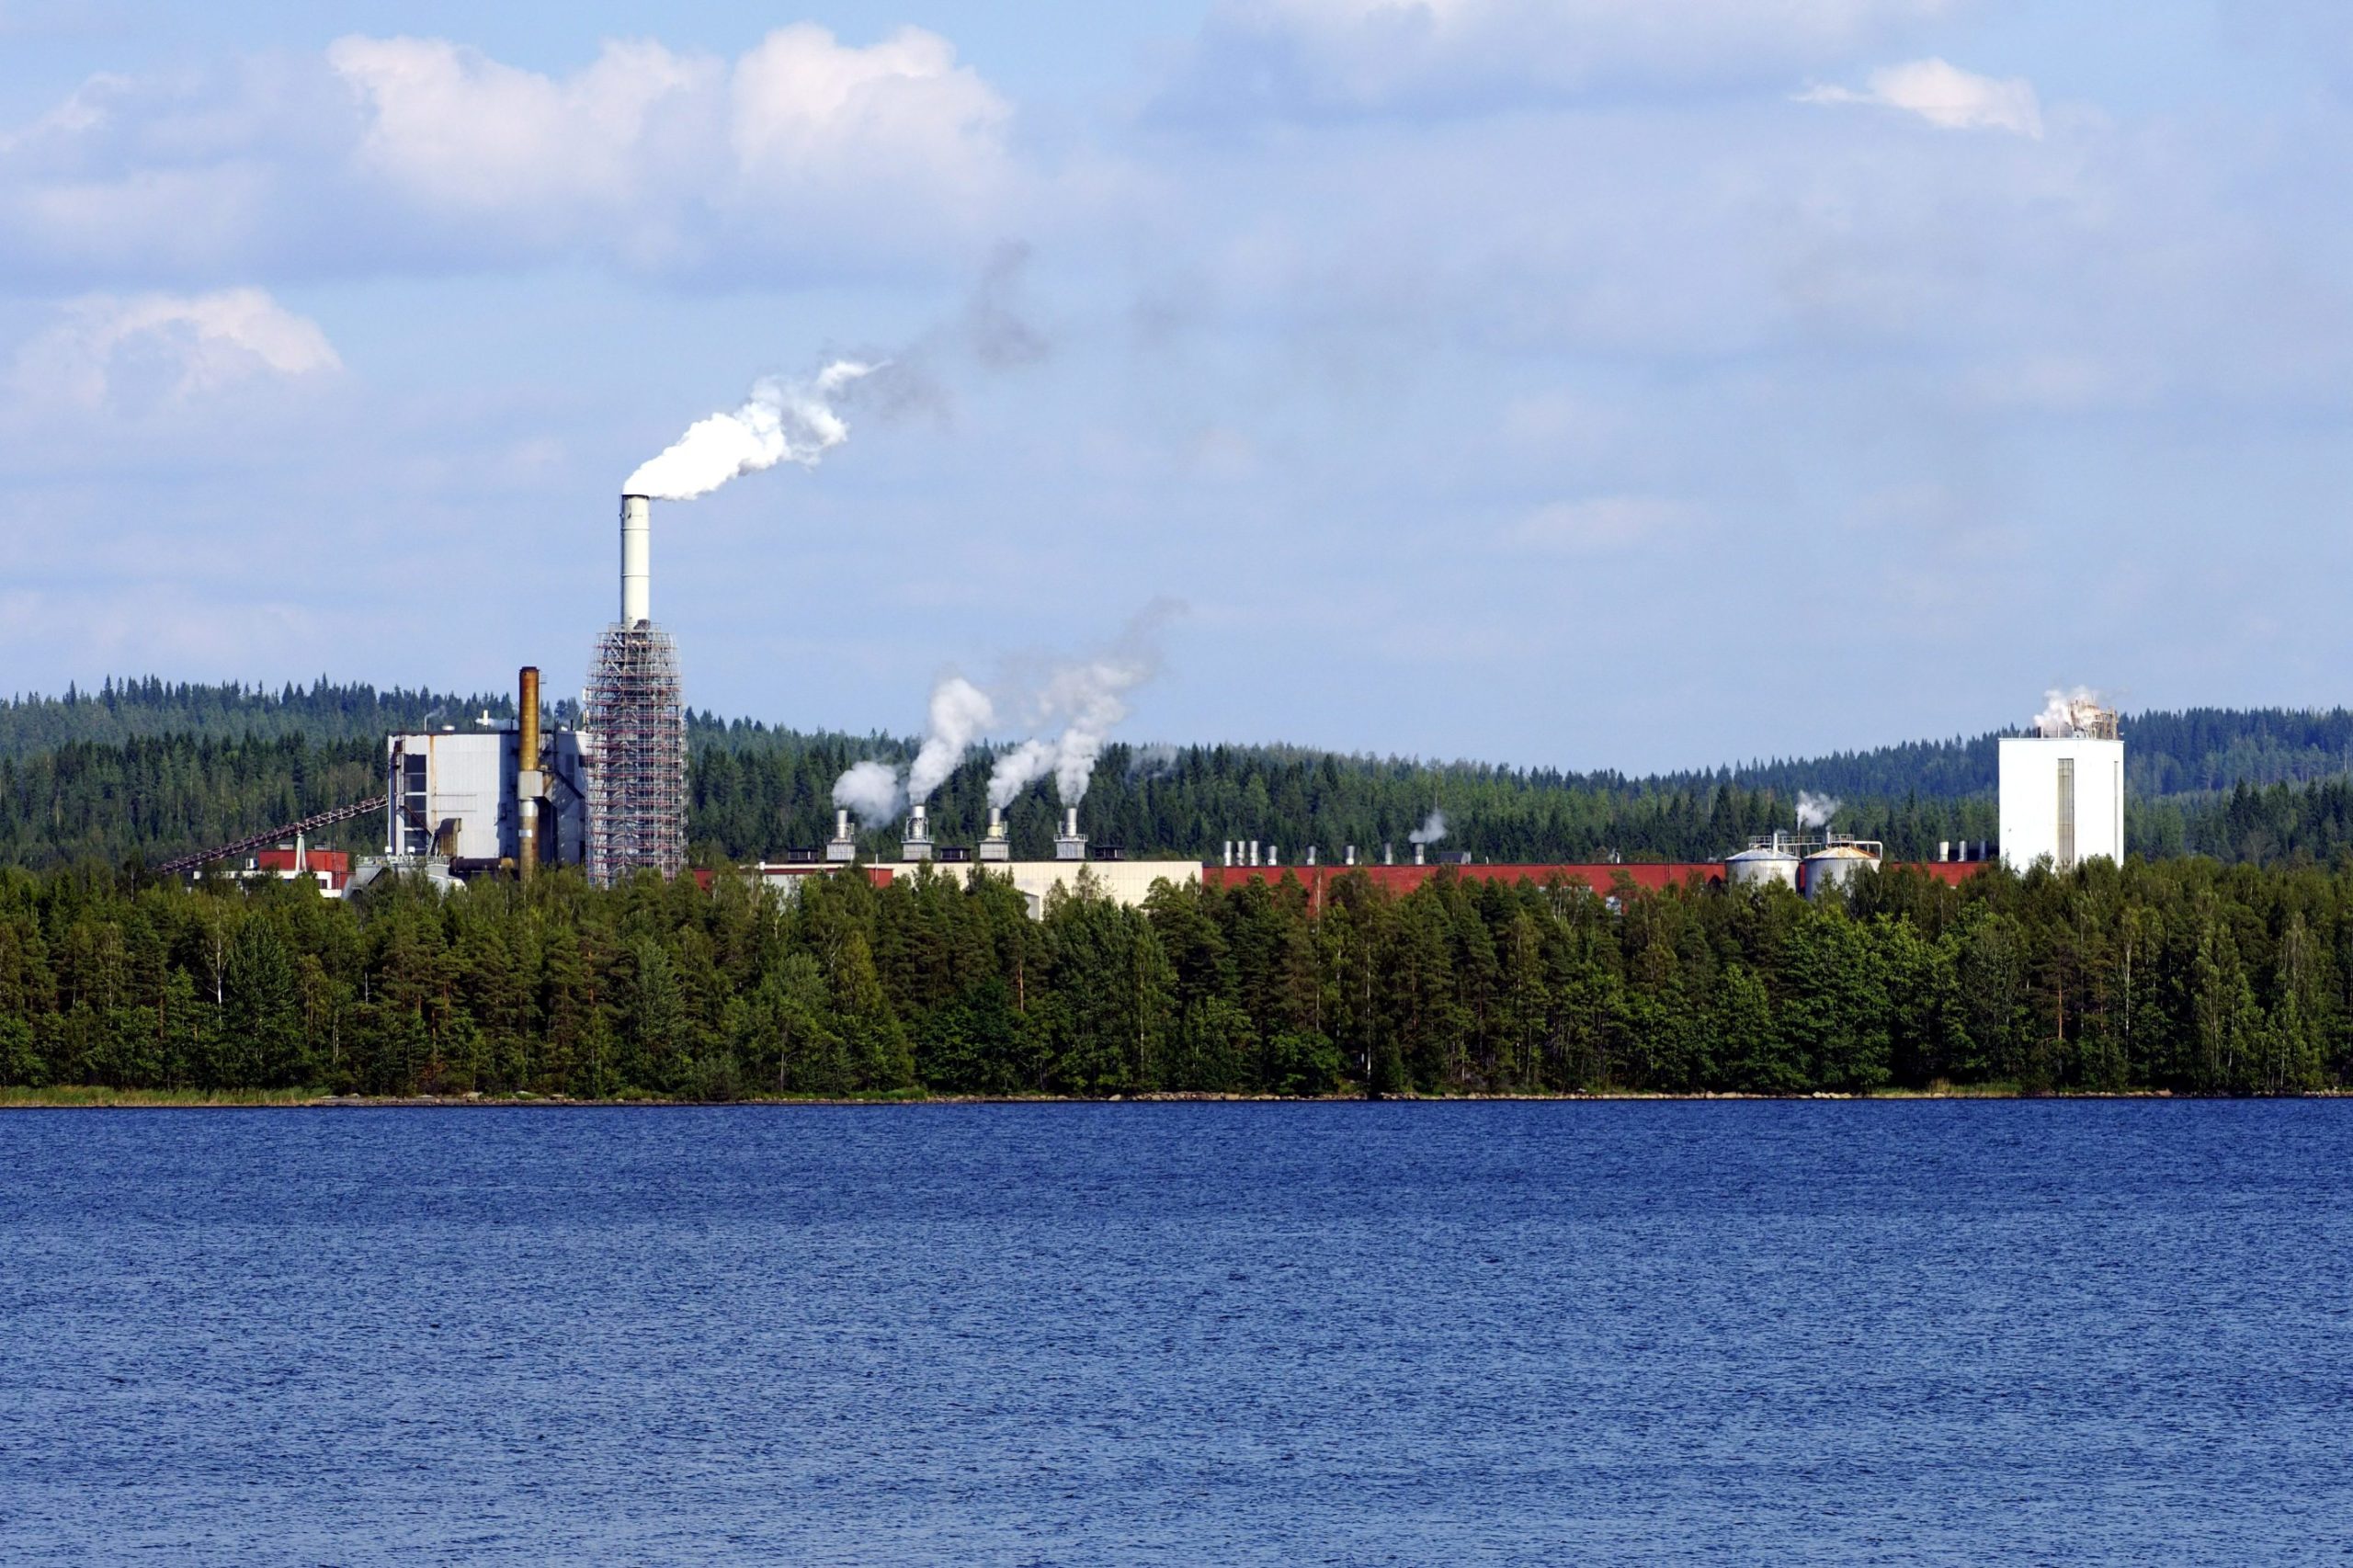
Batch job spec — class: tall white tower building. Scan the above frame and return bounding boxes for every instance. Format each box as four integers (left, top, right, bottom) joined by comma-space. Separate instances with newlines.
1998, 693, 2124, 871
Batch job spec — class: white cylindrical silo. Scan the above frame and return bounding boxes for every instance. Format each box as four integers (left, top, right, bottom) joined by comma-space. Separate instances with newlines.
620, 494, 652, 625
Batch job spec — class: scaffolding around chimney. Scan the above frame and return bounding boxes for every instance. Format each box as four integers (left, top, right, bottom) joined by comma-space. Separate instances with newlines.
583, 619, 686, 885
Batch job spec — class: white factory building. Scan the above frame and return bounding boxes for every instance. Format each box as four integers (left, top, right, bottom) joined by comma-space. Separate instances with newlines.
382, 677, 594, 875
751, 803, 1199, 916
1998, 695, 2124, 872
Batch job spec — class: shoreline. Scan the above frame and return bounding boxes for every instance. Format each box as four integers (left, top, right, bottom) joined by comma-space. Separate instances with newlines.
4, 1085, 2343, 1109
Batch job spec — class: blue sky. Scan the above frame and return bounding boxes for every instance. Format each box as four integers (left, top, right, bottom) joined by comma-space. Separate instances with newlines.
1, 0, 2348, 772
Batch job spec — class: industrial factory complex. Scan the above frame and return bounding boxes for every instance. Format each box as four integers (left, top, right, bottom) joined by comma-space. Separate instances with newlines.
180, 489, 2132, 913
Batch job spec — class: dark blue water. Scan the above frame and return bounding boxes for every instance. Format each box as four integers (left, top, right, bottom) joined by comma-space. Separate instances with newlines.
4, 1103, 2350, 1564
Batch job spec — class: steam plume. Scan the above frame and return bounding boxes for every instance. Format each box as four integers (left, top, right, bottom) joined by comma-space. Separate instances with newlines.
1407, 809, 1449, 846
2033, 687, 2106, 738
1041, 653, 1154, 804
1127, 743, 1181, 781
1796, 791, 1840, 830
980, 603, 1179, 811
624, 360, 876, 501
986, 737, 1056, 811
832, 760, 904, 828
906, 676, 995, 805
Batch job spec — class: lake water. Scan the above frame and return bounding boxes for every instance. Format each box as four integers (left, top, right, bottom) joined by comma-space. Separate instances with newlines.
4, 1102, 2349, 1564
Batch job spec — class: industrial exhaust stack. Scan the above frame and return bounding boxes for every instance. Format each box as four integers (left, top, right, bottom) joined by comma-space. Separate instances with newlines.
517, 665, 543, 881
584, 493, 687, 885
621, 494, 652, 626
1054, 806, 1086, 861
826, 809, 857, 863
904, 802, 935, 862
980, 806, 1011, 862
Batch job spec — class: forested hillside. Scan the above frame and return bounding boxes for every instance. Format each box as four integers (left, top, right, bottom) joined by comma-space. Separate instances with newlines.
2, 854, 2344, 1099
6, 679, 2353, 869
1696, 708, 2353, 801
0, 678, 520, 760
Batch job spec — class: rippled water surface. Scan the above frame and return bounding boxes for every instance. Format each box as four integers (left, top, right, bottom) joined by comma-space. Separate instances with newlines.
5, 1102, 2350, 1564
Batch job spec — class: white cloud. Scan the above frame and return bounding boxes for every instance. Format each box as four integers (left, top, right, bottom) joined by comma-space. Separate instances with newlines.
327, 26, 1010, 222
329, 36, 718, 215
1166, 0, 1960, 118
0, 27, 1020, 283
1798, 58, 2043, 137
11, 287, 339, 411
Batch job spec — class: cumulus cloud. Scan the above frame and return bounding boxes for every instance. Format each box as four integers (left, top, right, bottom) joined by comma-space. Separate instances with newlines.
1798, 58, 2043, 137
11, 287, 339, 411
1165, 0, 1960, 118
0, 26, 1019, 283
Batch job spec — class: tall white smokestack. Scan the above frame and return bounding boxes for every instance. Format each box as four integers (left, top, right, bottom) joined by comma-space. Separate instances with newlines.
620, 494, 652, 626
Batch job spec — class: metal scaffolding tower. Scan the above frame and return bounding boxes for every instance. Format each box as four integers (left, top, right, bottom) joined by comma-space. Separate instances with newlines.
583, 621, 686, 885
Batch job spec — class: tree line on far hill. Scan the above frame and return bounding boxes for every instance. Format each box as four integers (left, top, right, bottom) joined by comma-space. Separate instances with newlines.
2, 852, 2346, 1099
4, 679, 2353, 871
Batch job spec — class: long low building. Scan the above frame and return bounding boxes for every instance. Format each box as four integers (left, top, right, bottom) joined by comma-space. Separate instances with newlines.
1204, 858, 1988, 909
751, 858, 1202, 917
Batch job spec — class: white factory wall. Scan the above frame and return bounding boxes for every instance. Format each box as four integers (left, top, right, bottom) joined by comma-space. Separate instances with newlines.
978, 860, 1202, 918
387, 731, 516, 864
750, 859, 1201, 917
1998, 736, 2124, 871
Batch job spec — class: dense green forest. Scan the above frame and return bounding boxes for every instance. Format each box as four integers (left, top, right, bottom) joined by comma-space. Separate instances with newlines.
6, 678, 2353, 869
3, 855, 2346, 1098
0, 677, 523, 760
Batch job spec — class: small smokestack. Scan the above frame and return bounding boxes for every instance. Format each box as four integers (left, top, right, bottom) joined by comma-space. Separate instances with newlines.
1384, 843, 1394, 866
1307, 846, 1317, 867
1222, 840, 1233, 868
836, 809, 851, 838
517, 665, 542, 881
1054, 805, 1086, 861
1939, 840, 1950, 863
980, 805, 1011, 862
1415, 842, 1426, 867
904, 802, 934, 862
826, 807, 857, 863
620, 494, 652, 626
1346, 846, 1357, 867
1249, 841, 1261, 868
1269, 846, 1280, 867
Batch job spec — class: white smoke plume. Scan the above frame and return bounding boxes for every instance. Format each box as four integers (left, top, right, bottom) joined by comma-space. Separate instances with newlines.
1796, 791, 1841, 830
906, 676, 995, 805
986, 737, 1057, 811
1041, 653, 1154, 804
832, 760, 904, 828
1126, 743, 1181, 780
1407, 809, 1449, 846
624, 360, 877, 501
2033, 687, 2107, 738
981, 603, 1180, 810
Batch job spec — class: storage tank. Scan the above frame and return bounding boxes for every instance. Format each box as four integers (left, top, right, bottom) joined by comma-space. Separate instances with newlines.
1725, 833, 1803, 890
1802, 838, 1883, 899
